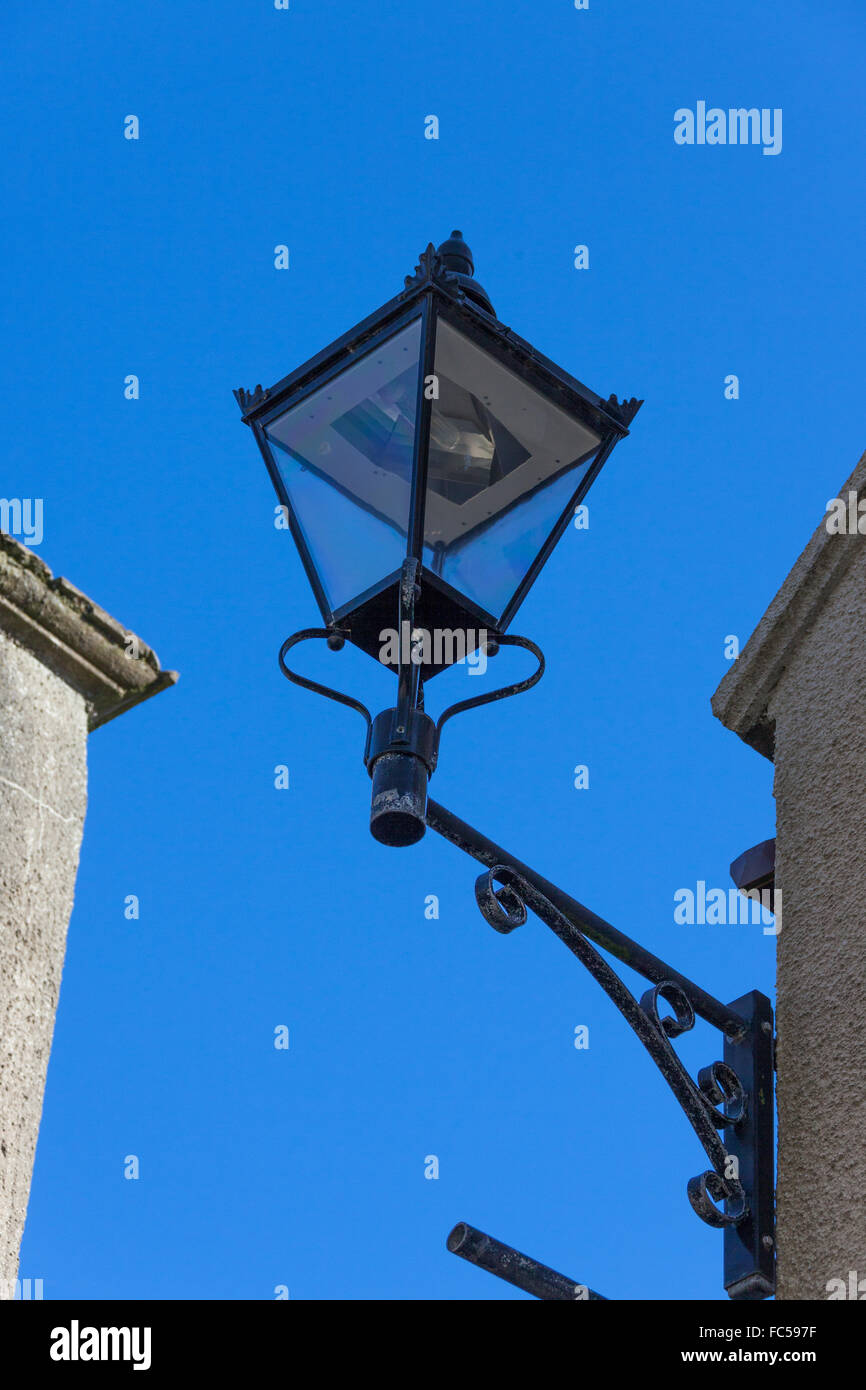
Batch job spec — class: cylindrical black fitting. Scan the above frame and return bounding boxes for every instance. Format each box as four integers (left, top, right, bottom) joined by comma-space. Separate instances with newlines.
370, 752, 428, 847
366, 706, 439, 848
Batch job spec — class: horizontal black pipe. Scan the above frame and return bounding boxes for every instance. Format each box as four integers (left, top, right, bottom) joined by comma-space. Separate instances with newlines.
425, 798, 744, 1037
447, 1223, 606, 1300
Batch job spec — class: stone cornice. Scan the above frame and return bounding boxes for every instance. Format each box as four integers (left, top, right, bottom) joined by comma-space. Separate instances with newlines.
0, 533, 178, 731
711, 447, 866, 761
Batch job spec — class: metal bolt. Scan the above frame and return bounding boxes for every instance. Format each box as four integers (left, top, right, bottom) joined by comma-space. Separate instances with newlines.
762, 1235, 775, 1250
761, 1021, 773, 1035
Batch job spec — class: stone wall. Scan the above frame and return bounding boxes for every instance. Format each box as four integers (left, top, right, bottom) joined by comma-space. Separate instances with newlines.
0, 634, 88, 1288
713, 447, 866, 1300
0, 536, 176, 1295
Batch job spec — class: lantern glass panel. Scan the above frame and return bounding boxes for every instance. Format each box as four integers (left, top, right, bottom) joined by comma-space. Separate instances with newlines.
264, 317, 422, 613
422, 319, 603, 619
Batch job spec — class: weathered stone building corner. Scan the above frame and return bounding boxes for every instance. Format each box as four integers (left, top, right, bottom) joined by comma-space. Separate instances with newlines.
0, 533, 177, 1296
712, 444, 866, 1301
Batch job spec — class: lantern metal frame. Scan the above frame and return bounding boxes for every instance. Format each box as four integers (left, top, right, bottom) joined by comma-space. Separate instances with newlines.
235, 240, 641, 674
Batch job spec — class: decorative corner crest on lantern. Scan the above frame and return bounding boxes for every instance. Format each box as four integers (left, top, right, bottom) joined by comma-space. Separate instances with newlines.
402, 241, 453, 294
604, 393, 643, 428
233, 383, 270, 412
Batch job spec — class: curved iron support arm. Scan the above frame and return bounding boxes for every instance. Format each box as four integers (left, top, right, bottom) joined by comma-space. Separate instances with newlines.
278, 628, 372, 734
476, 864, 747, 1228
425, 798, 744, 1036
277, 624, 545, 748
436, 633, 545, 736
426, 797, 776, 1300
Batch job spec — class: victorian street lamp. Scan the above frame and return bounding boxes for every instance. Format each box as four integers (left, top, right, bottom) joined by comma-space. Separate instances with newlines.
234, 232, 775, 1302
235, 231, 641, 847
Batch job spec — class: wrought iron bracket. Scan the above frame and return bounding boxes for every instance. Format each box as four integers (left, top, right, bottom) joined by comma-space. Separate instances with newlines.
425, 804, 776, 1302
723, 990, 776, 1299
275, 619, 776, 1300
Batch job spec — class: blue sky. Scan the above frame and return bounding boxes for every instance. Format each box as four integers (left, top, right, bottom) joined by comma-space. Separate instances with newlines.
5, 0, 865, 1299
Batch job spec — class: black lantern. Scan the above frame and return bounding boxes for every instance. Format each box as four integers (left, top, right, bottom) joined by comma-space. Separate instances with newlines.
235, 232, 641, 845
